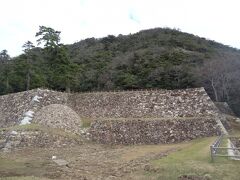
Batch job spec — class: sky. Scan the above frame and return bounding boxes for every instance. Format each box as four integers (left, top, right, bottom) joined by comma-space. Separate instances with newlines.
0, 0, 240, 57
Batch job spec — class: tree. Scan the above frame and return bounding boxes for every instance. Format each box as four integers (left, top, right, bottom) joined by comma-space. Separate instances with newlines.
35, 26, 79, 92
35, 26, 61, 48
197, 56, 239, 102
22, 41, 35, 90
49, 45, 79, 92
0, 50, 11, 93
0, 50, 10, 62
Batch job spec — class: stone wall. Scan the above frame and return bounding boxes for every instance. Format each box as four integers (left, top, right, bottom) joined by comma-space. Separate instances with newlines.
230, 137, 240, 148
0, 87, 225, 145
69, 87, 220, 118
0, 87, 226, 145
0, 129, 82, 151
0, 89, 68, 128
90, 118, 221, 145
0, 87, 221, 128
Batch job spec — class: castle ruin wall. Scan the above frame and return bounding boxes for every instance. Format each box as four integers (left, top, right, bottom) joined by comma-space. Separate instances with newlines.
69, 87, 220, 118
90, 117, 221, 145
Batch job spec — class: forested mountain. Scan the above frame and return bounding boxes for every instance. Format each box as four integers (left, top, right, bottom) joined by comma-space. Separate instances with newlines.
0, 27, 240, 115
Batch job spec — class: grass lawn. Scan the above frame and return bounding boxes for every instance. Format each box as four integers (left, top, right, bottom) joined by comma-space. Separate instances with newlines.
1, 121, 240, 180
144, 137, 240, 180
0, 124, 81, 140
0, 177, 49, 180
1, 137, 240, 180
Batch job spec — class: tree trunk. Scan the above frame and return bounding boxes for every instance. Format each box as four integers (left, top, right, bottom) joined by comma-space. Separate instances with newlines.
26, 69, 30, 91
66, 78, 70, 93
211, 79, 219, 101
6, 76, 9, 92
66, 86, 70, 93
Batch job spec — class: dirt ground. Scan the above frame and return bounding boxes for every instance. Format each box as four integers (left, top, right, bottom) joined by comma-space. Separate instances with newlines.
0, 141, 183, 180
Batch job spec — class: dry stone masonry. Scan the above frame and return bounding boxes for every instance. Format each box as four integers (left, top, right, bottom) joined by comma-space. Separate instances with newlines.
0, 129, 82, 152
230, 137, 240, 148
0, 88, 68, 128
0, 87, 226, 146
69, 87, 219, 118
90, 118, 220, 145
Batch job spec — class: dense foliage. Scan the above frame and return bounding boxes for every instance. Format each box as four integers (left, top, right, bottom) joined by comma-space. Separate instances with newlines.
1, 27, 240, 115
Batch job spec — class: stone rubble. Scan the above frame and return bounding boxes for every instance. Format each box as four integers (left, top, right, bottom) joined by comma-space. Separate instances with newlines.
229, 137, 240, 148
0, 87, 229, 146
0, 129, 82, 152
90, 117, 221, 145
70, 87, 221, 119
33, 104, 82, 134
0, 88, 68, 128
0, 87, 223, 127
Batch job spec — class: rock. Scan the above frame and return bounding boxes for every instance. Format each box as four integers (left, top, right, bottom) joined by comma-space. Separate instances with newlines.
2, 141, 12, 153
53, 159, 69, 166
143, 164, 151, 171
52, 156, 57, 160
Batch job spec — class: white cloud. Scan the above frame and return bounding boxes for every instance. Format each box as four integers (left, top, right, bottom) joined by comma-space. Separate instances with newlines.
0, 0, 240, 56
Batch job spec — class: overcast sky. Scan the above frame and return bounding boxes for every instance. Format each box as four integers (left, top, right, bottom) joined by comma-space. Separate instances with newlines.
1, 0, 240, 57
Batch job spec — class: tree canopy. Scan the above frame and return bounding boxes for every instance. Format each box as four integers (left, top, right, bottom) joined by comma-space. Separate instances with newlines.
0, 27, 240, 115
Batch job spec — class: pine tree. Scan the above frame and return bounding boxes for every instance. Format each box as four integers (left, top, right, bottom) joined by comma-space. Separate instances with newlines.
35, 26, 79, 92
0, 50, 11, 93
22, 41, 35, 90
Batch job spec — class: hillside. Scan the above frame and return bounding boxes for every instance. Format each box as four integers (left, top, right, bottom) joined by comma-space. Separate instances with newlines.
0, 27, 240, 115
68, 28, 226, 91
68, 28, 240, 115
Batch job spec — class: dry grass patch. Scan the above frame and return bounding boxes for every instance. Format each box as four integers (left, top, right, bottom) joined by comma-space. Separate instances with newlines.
81, 117, 93, 128
121, 143, 189, 161
140, 137, 240, 180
